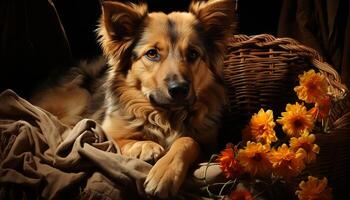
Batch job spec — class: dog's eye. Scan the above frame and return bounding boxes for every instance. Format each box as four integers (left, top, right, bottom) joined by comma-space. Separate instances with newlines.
187, 49, 199, 62
145, 49, 160, 61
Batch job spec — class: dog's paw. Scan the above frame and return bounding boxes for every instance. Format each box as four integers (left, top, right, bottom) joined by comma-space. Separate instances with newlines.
144, 153, 186, 199
122, 141, 164, 163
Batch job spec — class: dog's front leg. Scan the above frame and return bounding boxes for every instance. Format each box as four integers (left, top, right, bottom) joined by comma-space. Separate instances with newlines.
103, 116, 165, 163
118, 139, 165, 163
144, 137, 200, 199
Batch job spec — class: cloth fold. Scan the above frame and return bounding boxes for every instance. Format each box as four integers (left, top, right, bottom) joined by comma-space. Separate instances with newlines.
0, 89, 152, 200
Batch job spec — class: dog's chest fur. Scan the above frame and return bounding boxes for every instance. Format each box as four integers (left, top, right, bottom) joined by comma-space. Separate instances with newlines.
101, 71, 223, 149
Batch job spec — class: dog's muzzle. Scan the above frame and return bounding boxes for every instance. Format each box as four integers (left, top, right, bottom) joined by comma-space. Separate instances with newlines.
149, 80, 195, 108
167, 81, 189, 102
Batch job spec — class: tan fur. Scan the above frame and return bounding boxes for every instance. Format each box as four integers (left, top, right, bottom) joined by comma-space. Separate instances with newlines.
30, 57, 106, 126
33, 0, 235, 198
99, 0, 233, 198
31, 75, 91, 125
98, 0, 235, 198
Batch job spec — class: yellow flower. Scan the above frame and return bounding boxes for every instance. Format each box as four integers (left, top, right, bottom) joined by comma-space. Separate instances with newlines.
268, 144, 306, 179
290, 133, 320, 164
277, 102, 314, 137
242, 109, 277, 144
296, 176, 332, 200
237, 141, 272, 177
294, 70, 329, 103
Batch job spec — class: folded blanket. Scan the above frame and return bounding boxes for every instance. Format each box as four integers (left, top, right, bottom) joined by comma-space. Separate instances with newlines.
0, 90, 152, 200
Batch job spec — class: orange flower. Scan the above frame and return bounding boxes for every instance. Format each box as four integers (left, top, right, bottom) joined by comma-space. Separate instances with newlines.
236, 142, 272, 177
309, 107, 318, 120
230, 189, 253, 200
243, 109, 277, 145
268, 144, 306, 179
294, 70, 329, 103
295, 176, 332, 200
217, 144, 243, 179
290, 133, 320, 164
310, 96, 331, 121
277, 102, 314, 137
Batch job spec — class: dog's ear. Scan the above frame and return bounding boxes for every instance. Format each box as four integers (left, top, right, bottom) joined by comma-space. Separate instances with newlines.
189, 0, 236, 77
99, 1, 148, 74
101, 1, 147, 41
189, 0, 236, 38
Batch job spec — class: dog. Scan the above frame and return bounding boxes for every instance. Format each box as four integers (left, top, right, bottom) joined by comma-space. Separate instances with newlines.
31, 0, 236, 198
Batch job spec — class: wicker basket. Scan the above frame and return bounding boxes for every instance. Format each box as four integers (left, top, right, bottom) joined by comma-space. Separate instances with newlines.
221, 34, 349, 198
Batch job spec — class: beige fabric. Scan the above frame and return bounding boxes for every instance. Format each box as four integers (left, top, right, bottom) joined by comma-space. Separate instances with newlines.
0, 89, 151, 199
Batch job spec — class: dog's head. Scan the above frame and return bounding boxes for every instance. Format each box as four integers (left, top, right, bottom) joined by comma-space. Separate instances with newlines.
99, 0, 235, 109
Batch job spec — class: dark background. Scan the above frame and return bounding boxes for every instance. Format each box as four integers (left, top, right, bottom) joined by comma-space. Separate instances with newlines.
0, 0, 283, 98
0, 1, 349, 198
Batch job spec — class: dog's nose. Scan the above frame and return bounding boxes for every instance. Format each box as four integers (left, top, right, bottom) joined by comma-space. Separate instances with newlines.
168, 82, 189, 100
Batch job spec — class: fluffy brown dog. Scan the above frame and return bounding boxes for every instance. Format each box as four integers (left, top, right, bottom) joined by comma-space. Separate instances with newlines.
98, 0, 235, 197
32, 0, 236, 198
